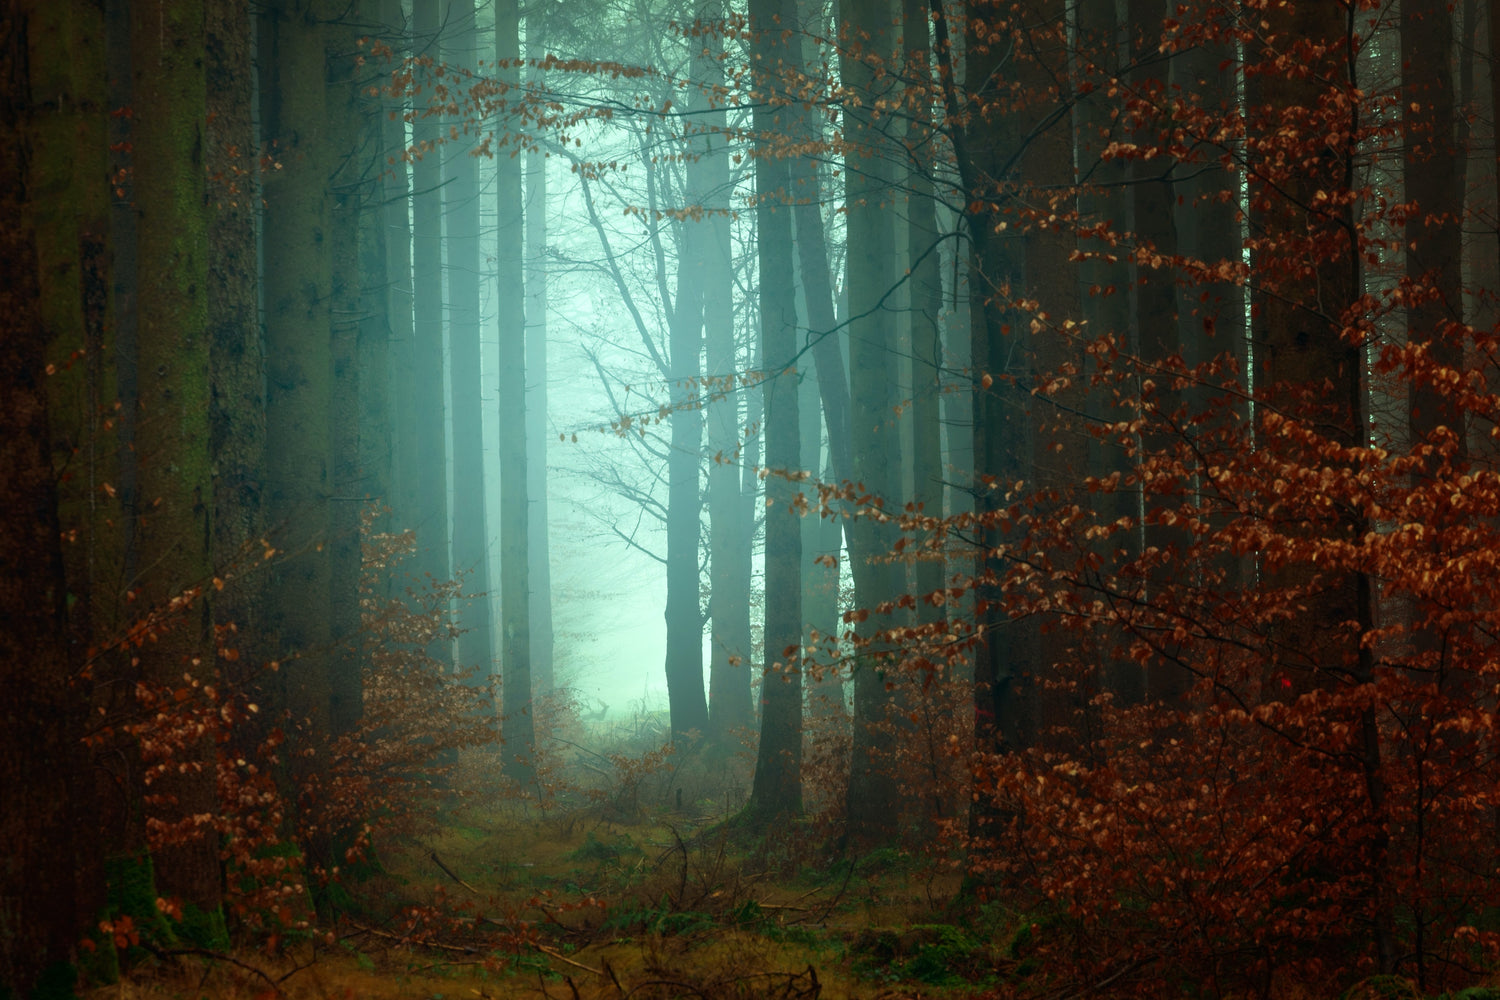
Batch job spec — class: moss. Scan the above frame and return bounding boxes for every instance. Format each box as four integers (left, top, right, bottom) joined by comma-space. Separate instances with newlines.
104, 855, 174, 947
174, 901, 229, 950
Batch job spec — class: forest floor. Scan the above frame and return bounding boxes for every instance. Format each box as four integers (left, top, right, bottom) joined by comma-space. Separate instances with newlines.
89, 723, 1022, 1000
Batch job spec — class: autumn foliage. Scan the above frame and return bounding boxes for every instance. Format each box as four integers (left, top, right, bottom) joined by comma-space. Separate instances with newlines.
882, 2, 1500, 994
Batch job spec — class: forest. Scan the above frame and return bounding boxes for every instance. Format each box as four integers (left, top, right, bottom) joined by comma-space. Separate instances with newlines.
5, 0, 1500, 996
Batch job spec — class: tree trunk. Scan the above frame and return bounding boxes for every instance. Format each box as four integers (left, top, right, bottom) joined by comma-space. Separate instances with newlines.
748, 0, 804, 821
356, 0, 393, 551
525, 0, 556, 704
207, 0, 267, 777
930, 0, 1039, 765
411, 0, 454, 668
704, 0, 753, 737
1, 6, 102, 987
843, 0, 902, 845
30, 0, 115, 654
906, 0, 945, 626
446, 0, 496, 683
259, 0, 337, 827
1247, 0, 1383, 967
326, 7, 364, 741
1127, 0, 1186, 705
497, 0, 536, 783
1405, 0, 1464, 457
1074, 0, 1141, 706
663, 21, 711, 742
383, 0, 420, 536
131, 0, 223, 925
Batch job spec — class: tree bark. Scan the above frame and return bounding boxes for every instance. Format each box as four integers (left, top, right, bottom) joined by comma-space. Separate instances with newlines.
497, 0, 536, 783
131, 0, 223, 923
748, 0, 804, 821
525, 0, 556, 704
843, 0, 903, 844
662, 19, 711, 742
383, 0, 420, 537
411, 0, 454, 668
703, 0, 754, 738
1404, 0, 1464, 457
1, 5, 102, 987
445, 0, 496, 683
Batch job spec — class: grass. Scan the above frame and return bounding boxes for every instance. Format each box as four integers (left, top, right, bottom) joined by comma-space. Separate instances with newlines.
90, 727, 999, 1000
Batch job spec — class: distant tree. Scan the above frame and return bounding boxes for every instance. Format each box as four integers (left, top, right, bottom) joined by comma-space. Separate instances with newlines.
660, 26, 713, 743
497, 0, 537, 782
380, 0, 421, 538
526, 0, 557, 703
410, 0, 455, 669
1403, 0, 1463, 456
446, 0, 496, 682
703, 0, 755, 739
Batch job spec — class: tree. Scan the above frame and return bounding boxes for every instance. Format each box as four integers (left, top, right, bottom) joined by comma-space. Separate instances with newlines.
1403, 0, 1464, 456
703, 0, 755, 738
410, 0, 454, 668
842, 0, 903, 843
208, 0, 266, 689
497, 0, 537, 782
748, 0, 804, 821
663, 38, 712, 740
445, 0, 496, 682
381, 0, 421, 539
525, 0, 557, 704
1, 5, 101, 987
131, 0, 222, 926
904, 0, 946, 635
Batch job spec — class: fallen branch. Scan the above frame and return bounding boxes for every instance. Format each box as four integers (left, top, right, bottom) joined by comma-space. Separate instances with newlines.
346, 919, 479, 954
139, 943, 285, 996
428, 849, 482, 895
534, 942, 604, 976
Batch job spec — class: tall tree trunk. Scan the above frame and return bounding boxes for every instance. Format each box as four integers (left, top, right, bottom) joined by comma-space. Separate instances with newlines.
1074, 0, 1140, 705
259, 0, 337, 825
131, 0, 223, 926
843, 0, 902, 844
1019, 9, 1080, 750
445, 0, 495, 682
1127, 0, 1185, 705
525, 0, 556, 704
383, 0, 419, 536
411, 0, 453, 667
326, 6, 364, 741
931, 0, 1038, 765
663, 29, 711, 742
748, 0, 803, 820
497, 0, 536, 782
1247, 0, 1384, 968
787, 15, 850, 730
2, 4, 103, 988
1170, 1, 1247, 617
356, 0, 393, 551
906, 0, 945, 628
704, 0, 752, 737
1404, 0, 1464, 456
208, 0, 267, 754
30, 0, 115, 654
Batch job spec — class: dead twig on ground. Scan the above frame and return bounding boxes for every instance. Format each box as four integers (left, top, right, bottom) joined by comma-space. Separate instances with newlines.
428, 848, 482, 895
